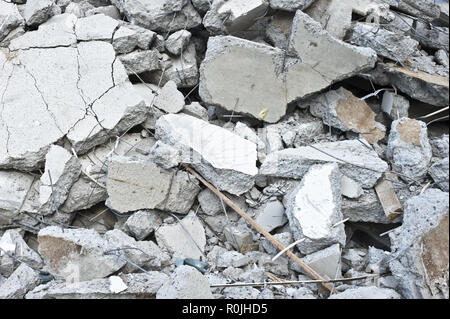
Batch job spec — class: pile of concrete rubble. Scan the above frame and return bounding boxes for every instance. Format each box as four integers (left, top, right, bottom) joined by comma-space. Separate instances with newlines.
0, 0, 449, 299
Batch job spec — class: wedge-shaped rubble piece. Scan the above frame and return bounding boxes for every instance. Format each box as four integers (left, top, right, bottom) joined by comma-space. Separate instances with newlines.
260, 139, 388, 188
389, 189, 449, 299
25, 272, 168, 299
37, 226, 126, 282
155, 212, 206, 260
1, 14, 147, 171
199, 11, 376, 123
285, 163, 346, 255
299, 244, 342, 280
24, 0, 57, 27
429, 157, 449, 192
386, 118, 432, 181
0, 264, 41, 299
156, 114, 258, 195
39, 145, 81, 215
0, 1, 24, 42
110, 0, 202, 33
307, 87, 386, 144
156, 265, 213, 299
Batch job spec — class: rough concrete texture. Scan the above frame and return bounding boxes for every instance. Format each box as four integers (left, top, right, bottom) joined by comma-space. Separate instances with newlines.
0, 14, 147, 171
269, 0, 315, 11
74, 14, 119, 41
285, 163, 346, 255
260, 139, 388, 188
307, 87, 386, 144
430, 134, 449, 159
119, 49, 160, 75
37, 226, 126, 282
148, 141, 181, 170
26, 272, 168, 299
381, 92, 410, 120
347, 22, 420, 63
329, 286, 402, 299
341, 176, 364, 199
429, 157, 449, 192
386, 118, 432, 180
165, 30, 191, 55
389, 189, 449, 299
254, 200, 287, 232
155, 212, 206, 259
300, 244, 342, 280
199, 11, 376, 123
110, 0, 202, 32
24, 0, 57, 27
156, 114, 258, 195
112, 23, 156, 54
0, 1, 24, 42
0, 264, 41, 299
152, 80, 185, 114
123, 211, 163, 241
39, 145, 81, 215
156, 265, 213, 299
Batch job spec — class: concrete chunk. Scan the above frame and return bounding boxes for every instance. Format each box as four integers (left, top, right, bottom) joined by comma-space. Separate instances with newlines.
0, 1, 24, 42
260, 139, 388, 188
386, 118, 432, 180
254, 200, 287, 232
24, 0, 56, 26
153, 80, 185, 114
300, 244, 342, 280
119, 49, 160, 75
156, 114, 258, 195
0, 171, 34, 225
0, 264, 41, 299
112, 24, 156, 54
307, 88, 386, 144
38, 226, 126, 282
199, 11, 376, 122
124, 210, 163, 241
156, 265, 213, 299
285, 163, 346, 254
429, 157, 449, 192
165, 30, 191, 55
269, 0, 315, 11
329, 286, 401, 299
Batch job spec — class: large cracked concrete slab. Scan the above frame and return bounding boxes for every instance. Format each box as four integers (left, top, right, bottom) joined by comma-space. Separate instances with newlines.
0, 14, 147, 171
199, 10, 376, 123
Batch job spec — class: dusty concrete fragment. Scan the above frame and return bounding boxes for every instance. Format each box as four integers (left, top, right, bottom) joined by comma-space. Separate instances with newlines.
156, 114, 257, 195
347, 22, 419, 63
285, 163, 346, 254
262, 232, 292, 255
26, 272, 168, 299
381, 92, 410, 120
24, 0, 56, 26
197, 188, 248, 216
119, 49, 160, 75
0, 264, 41, 299
192, 0, 211, 13
300, 244, 341, 280
155, 212, 206, 259
224, 224, 255, 252
260, 139, 388, 188
254, 200, 287, 232
216, 251, 251, 269
435, 49, 449, 68
39, 145, 81, 215
389, 189, 449, 299
386, 118, 432, 180
341, 176, 363, 199
269, 0, 314, 11
430, 134, 449, 159
199, 11, 376, 123
307, 88, 386, 144
203, 0, 269, 35
111, 0, 202, 33
0, 1, 24, 42
124, 211, 163, 241
182, 102, 208, 121
104, 229, 170, 273
148, 141, 181, 170
38, 226, 126, 282
156, 265, 213, 299
329, 286, 401, 299
74, 14, 119, 41
0, 171, 34, 225
153, 81, 185, 114
86, 5, 121, 19
389, 0, 441, 21
165, 30, 191, 56
0, 229, 43, 277
164, 171, 201, 214
429, 157, 449, 193
112, 24, 156, 54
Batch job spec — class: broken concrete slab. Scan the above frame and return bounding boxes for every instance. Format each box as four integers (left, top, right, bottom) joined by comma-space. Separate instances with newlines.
386, 118, 432, 181
74, 13, 119, 42
119, 49, 160, 75
24, 0, 57, 27
26, 272, 168, 299
165, 30, 191, 56
0, 263, 41, 299
38, 226, 126, 282
156, 265, 213, 299
155, 212, 206, 260
0, 1, 24, 42
156, 114, 258, 195
285, 163, 346, 255
260, 139, 388, 188
254, 200, 287, 232
429, 157, 449, 192
307, 87, 386, 144
329, 286, 402, 299
110, 0, 202, 33
39, 145, 81, 215
389, 189, 449, 299
300, 244, 342, 280
112, 23, 156, 55
203, 0, 269, 35
199, 11, 377, 123
347, 22, 420, 63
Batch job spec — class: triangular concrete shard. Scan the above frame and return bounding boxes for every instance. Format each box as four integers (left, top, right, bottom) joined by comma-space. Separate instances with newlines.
156, 114, 258, 195
199, 10, 376, 123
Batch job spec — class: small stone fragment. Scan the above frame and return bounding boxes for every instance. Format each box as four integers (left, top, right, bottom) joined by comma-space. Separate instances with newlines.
254, 200, 287, 232
300, 244, 342, 280
165, 30, 191, 55
124, 210, 163, 241
429, 157, 449, 192
341, 176, 364, 199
